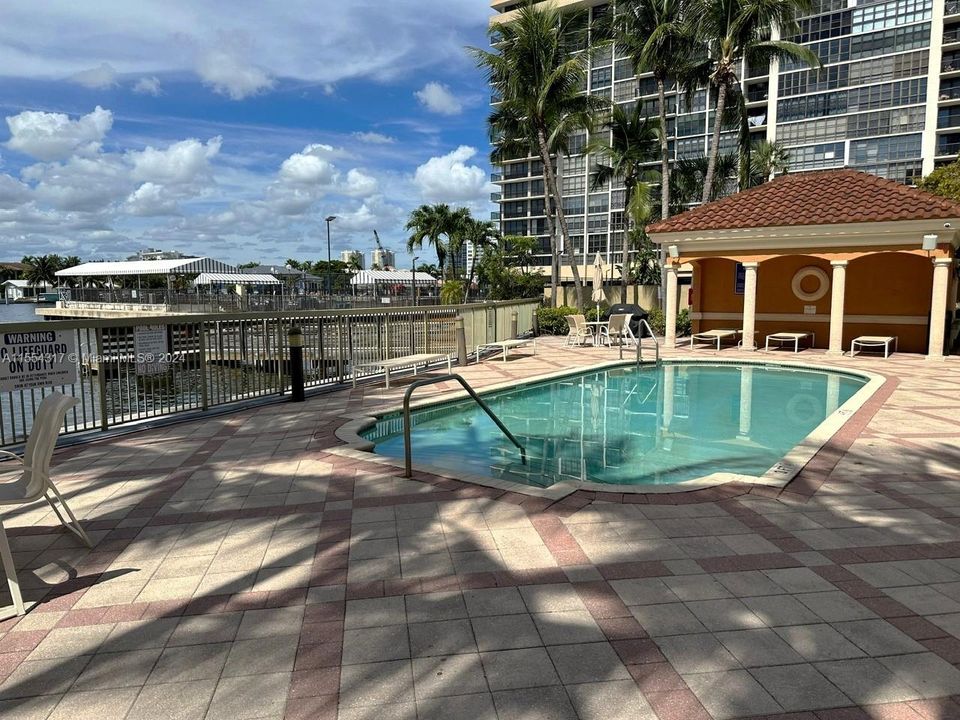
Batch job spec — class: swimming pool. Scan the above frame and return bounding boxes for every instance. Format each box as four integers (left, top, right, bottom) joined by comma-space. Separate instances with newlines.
359, 363, 870, 489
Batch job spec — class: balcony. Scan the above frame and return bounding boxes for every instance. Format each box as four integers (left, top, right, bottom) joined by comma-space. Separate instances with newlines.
948, 0, 960, 16
490, 211, 501, 221
490, 192, 502, 202
490, 172, 503, 182
945, 27, 960, 44
936, 136, 960, 155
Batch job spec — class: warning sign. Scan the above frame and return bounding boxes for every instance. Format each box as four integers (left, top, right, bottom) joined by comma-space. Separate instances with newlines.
0, 330, 78, 392
134, 325, 169, 375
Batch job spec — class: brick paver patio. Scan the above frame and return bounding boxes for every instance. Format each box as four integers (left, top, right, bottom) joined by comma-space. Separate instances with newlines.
0, 336, 959, 719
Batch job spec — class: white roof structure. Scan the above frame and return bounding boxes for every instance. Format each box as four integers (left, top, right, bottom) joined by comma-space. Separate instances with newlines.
193, 273, 281, 285
56, 257, 238, 277
351, 269, 438, 287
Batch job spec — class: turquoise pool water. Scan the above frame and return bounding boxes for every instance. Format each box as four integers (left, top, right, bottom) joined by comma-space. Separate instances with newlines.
361, 363, 867, 487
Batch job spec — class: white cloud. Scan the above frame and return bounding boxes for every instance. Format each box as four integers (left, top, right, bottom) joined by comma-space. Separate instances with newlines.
125, 182, 180, 216
343, 169, 378, 198
415, 82, 464, 115
352, 131, 395, 145
5, 106, 113, 162
133, 76, 162, 96
129, 137, 222, 185
278, 144, 337, 185
67, 62, 117, 89
0, 2, 490, 102
197, 32, 274, 100
0, 175, 31, 209
414, 145, 492, 203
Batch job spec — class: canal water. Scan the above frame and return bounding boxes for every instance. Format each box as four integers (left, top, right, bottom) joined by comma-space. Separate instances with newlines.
0, 303, 49, 323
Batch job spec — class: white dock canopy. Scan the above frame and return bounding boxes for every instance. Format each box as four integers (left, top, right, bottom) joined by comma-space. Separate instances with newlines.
351, 269, 438, 287
193, 273, 281, 285
56, 257, 239, 277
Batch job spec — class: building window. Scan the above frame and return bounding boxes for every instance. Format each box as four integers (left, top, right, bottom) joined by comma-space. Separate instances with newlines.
852, 0, 931, 33
789, 142, 846, 170
849, 133, 921, 163
587, 193, 609, 214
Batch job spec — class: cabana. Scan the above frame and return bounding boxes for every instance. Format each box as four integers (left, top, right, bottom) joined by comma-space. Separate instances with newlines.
192, 273, 281, 293
350, 269, 439, 301
55, 257, 240, 291
648, 170, 960, 357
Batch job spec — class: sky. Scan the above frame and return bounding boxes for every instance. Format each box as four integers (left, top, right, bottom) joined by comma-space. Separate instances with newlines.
0, 0, 498, 268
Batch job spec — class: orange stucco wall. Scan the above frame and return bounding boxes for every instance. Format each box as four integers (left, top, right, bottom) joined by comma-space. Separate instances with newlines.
691, 250, 939, 353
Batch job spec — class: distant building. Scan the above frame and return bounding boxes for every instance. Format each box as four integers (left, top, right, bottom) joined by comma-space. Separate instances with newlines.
127, 248, 188, 261
3, 279, 49, 302
372, 248, 396, 270
340, 250, 365, 269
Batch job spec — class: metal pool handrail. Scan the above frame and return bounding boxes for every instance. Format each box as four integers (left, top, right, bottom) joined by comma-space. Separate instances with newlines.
619, 319, 660, 365
401, 374, 527, 478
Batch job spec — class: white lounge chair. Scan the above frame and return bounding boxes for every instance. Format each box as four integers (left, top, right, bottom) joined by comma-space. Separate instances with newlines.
765, 331, 815, 353
475, 338, 537, 362
690, 329, 741, 350
0, 392, 91, 618
351, 353, 453, 389
600, 313, 636, 347
565, 315, 593, 347
850, 336, 898, 358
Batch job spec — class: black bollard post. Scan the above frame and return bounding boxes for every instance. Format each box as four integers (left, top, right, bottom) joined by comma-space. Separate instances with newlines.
510, 310, 518, 339
288, 326, 305, 402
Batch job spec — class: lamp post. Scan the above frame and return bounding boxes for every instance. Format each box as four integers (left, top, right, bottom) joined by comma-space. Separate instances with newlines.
325, 215, 336, 296
412, 256, 419, 307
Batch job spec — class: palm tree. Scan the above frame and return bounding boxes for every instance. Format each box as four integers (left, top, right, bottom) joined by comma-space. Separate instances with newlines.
405, 204, 454, 279
587, 102, 660, 302
471, 1, 608, 308
748, 139, 790, 187
608, 0, 696, 223
691, 0, 818, 203
460, 218, 500, 303
670, 154, 738, 213
21, 255, 61, 287
445, 206, 473, 281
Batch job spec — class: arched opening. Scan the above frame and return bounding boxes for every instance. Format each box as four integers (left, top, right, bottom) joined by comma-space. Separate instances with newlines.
689, 257, 741, 335
845, 252, 933, 354
754, 255, 832, 349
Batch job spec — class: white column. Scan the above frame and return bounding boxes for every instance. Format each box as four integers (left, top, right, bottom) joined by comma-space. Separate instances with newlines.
828, 260, 847, 355
665, 264, 679, 347
741, 262, 758, 350
928, 258, 954, 358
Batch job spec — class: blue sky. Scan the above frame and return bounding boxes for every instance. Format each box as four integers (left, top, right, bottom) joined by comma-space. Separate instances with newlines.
0, 0, 497, 267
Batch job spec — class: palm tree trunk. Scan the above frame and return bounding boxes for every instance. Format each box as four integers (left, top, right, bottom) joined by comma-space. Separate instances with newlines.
702, 80, 728, 205
541, 179, 560, 307
621, 184, 634, 305
657, 78, 670, 221
537, 129, 584, 308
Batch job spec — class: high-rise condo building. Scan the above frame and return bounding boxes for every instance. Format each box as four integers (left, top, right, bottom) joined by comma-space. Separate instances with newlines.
340, 250, 365, 269
372, 248, 396, 270
489, 0, 958, 279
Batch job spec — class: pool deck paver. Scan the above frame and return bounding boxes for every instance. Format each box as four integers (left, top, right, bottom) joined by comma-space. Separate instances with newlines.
0, 337, 959, 718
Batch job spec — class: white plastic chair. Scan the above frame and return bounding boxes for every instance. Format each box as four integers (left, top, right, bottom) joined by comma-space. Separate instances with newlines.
600, 313, 636, 346
0, 392, 90, 617
565, 315, 593, 346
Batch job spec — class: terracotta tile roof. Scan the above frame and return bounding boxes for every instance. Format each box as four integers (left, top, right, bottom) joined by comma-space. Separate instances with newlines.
647, 169, 960, 234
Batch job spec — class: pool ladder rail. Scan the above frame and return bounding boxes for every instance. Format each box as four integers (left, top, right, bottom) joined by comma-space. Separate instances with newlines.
401, 374, 527, 478
618, 318, 661, 366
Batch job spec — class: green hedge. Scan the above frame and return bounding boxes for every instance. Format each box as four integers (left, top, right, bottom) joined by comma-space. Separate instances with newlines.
536, 305, 579, 335
647, 307, 690, 337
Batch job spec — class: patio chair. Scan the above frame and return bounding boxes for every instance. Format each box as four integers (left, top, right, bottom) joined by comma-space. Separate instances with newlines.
600, 313, 636, 346
565, 315, 593, 347
0, 392, 90, 617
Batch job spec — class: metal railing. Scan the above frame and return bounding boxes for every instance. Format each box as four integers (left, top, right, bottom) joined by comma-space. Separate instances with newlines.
0, 299, 538, 448
618, 319, 660, 365
401, 374, 527, 477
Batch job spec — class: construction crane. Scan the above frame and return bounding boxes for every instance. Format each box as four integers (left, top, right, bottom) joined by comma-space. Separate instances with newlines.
372, 229, 395, 269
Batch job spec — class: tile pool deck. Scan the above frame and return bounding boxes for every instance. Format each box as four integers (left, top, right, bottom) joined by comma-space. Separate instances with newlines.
0, 336, 959, 719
